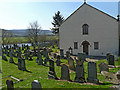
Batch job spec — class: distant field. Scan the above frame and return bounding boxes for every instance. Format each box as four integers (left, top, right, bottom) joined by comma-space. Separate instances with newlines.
2, 36, 58, 44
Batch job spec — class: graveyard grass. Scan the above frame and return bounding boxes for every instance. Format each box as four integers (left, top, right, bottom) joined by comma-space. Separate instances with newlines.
2, 46, 120, 88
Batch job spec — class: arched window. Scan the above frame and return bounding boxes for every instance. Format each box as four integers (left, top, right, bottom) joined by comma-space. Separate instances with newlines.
82, 24, 89, 35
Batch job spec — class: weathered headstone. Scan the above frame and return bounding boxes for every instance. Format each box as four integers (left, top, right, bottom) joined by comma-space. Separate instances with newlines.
98, 62, 109, 73
18, 58, 22, 70
78, 53, 86, 60
21, 58, 26, 71
87, 61, 99, 83
60, 49, 64, 58
2, 54, 8, 61
74, 57, 85, 83
108, 54, 115, 66
9, 50, 14, 63
31, 80, 42, 89
55, 55, 61, 66
60, 63, 70, 81
6, 79, 14, 89
48, 59, 58, 79
66, 51, 70, 59
38, 54, 43, 65
68, 57, 75, 70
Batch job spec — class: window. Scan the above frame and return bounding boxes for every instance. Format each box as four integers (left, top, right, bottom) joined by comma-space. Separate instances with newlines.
74, 42, 78, 49
94, 42, 99, 50
82, 24, 89, 35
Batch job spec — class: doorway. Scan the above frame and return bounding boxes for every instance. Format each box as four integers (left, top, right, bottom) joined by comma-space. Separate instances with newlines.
81, 41, 90, 55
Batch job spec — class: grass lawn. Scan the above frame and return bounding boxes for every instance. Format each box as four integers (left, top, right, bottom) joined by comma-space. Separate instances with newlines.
1, 46, 120, 88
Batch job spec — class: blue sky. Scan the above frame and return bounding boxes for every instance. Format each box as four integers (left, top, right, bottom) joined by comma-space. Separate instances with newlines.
0, 1, 119, 30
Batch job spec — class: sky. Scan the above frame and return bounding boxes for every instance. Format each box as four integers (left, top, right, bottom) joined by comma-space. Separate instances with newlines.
0, 0, 119, 30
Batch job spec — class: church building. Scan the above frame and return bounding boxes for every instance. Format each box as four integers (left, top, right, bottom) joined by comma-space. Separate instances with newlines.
59, 2, 119, 56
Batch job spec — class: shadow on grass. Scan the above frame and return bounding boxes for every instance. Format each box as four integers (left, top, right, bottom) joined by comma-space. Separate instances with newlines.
99, 82, 113, 85
25, 70, 32, 73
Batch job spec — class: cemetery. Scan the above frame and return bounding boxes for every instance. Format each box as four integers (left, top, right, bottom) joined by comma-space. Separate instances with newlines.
1, 43, 120, 88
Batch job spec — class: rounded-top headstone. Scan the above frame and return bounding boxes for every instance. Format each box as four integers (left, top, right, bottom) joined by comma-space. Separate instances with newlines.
6, 79, 14, 89
31, 80, 42, 89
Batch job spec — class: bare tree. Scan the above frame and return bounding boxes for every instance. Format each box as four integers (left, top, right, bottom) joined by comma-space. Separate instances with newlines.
2, 29, 14, 45
27, 21, 41, 45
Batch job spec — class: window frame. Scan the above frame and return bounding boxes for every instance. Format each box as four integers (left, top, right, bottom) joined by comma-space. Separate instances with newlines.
74, 42, 78, 49
82, 24, 89, 35
94, 42, 99, 50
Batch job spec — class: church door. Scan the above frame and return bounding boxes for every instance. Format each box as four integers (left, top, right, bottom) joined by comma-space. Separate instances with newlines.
81, 41, 90, 55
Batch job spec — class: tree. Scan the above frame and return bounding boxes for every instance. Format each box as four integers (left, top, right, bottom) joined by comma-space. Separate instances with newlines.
27, 21, 41, 45
51, 11, 64, 35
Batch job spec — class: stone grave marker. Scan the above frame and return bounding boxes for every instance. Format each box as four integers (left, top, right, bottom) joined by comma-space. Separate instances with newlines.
60, 49, 64, 58
108, 54, 115, 66
74, 57, 85, 83
9, 50, 14, 63
48, 59, 57, 79
6, 79, 14, 89
21, 58, 26, 71
98, 62, 109, 73
66, 51, 70, 59
55, 55, 61, 66
68, 57, 75, 70
87, 61, 99, 83
60, 63, 70, 81
2, 54, 8, 61
18, 58, 22, 70
78, 53, 86, 60
31, 80, 42, 89
38, 54, 43, 65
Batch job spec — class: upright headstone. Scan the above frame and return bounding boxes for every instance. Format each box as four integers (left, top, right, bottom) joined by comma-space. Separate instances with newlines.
68, 57, 75, 70
98, 62, 109, 73
60, 63, 70, 81
108, 54, 115, 66
9, 50, 14, 63
56, 55, 61, 66
48, 59, 57, 79
60, 49, 64, 58
18, 58, 22, 70
78, 53, 86, 60
66, 51, 70, 59
87, 61, 99, 83
38, 54, 43, 65
74, 57, 85, 83
21, 58, 26, 71
6, 79, 14, 89
31, 80, 42, 89
2, 54, 8, 61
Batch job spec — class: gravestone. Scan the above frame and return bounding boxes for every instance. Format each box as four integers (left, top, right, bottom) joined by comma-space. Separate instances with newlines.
5, 48, 7, 54
98, 62, 109, 73
60, 49, 64, 58
6, 79, 14, 89
78, 53, 86, 60
66, 51, 70, 59
56, 55, 61, 66
74, 57, 85, 83
53, 53, 57, 59
21, 58, 26, 71
68, 57, 75, 70
108, 54, 115, 66
2, 54, 8, 61
25, 53, 28, 60
18, 58, 22, 70
48, 59, 57, 79
31, 80, 42, 89
38, 54, 43, 65
9, 50, 14, 63
60, 63, 70, 81
29, 55, 33, 61
87, 61, 99, 83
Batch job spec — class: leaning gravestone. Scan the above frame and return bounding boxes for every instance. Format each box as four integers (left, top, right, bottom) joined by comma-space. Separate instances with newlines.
60, 63, 70, 81
31, 80, 42, 89
98, 62, 109, 73
68, 57, 75, 70
60, 49, 64, 58
6, 79, 14, 89
48, 59, 58, 79
74, 57, 85, 83
21, 58, 26, 71
87, 61, 99, 83
108, 54, 115, 66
